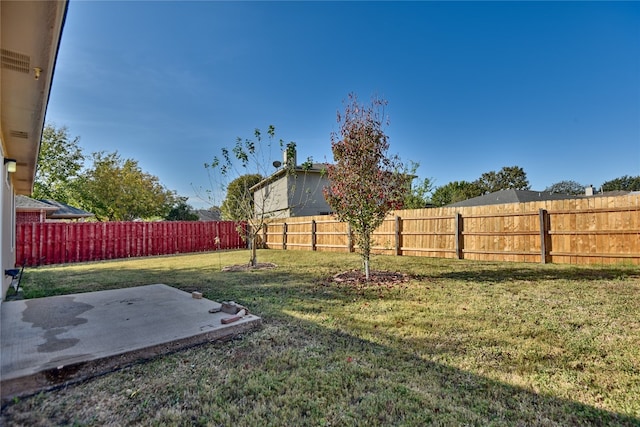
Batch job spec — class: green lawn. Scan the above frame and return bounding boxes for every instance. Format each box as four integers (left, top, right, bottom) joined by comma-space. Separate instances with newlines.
2, 250, 639, 426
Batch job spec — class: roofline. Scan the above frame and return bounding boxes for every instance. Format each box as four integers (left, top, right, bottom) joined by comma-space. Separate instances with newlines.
48, 213, 94, 218
249, 166, 327, 192
16, 206, 58, 212
31, 0, 69, 194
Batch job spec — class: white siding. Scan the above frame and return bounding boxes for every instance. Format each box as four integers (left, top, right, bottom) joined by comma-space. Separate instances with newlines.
254, 176, 290, 219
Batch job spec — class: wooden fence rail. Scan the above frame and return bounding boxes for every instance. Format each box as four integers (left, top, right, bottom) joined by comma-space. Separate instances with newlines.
16, 221, 247, 267
262, 194, 640, 265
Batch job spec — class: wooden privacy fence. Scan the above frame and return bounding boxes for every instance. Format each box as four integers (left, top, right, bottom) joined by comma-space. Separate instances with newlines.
16, 221, 247, 267
262, 194, 640, 265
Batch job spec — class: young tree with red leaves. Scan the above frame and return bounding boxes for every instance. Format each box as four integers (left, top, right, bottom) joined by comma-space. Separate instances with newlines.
323, 94, 407, 280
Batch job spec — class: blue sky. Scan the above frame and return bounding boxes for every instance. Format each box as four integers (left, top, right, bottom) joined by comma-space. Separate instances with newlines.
46, 1, 640, 209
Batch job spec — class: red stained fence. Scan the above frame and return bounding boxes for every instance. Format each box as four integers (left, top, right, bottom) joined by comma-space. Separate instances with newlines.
16, 221, 247, 267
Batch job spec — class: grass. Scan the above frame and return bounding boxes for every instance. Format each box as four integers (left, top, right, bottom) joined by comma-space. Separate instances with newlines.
1, 249, 639, 426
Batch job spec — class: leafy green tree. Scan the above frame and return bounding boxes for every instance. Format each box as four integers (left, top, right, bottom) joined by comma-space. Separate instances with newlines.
78, 151, 176, 221
403, 162, 434, 209
33, 123, 85, 203
475, 166, 530, 194
166, 197, 199, 221
431, 166, 529, 207
323, 94, 407, 280
431, 180, 483, 207
220, 174, 263, 220
601, 175, 640, 192
545, 180, 586, 195
404, 177, 434, 208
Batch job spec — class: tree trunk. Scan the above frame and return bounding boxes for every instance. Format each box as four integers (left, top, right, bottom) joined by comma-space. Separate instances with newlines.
362, 227, 371, 280
249, 235, 257, 266
247, 223, 257, 267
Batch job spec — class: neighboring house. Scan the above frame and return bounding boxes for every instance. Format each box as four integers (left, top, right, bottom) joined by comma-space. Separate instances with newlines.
1, 1, 68, 300
16, 196, 93, 223
251, 154, 332, 219
38, 199, 94, 221
15, 196, 58, 224
446, 189, 581, 208
583, 184, 630, 198
446, 188, 632, 208
251, 149, 418, 219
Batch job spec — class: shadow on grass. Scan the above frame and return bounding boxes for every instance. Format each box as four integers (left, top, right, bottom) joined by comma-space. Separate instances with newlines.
190, 267, 640, 425
5, 256, 639, 425
256, 315, 640, 426
429, 264, 639, 283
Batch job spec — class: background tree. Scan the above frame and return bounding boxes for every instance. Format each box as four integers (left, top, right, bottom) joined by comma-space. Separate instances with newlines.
78, 151, 176, 221
404, 177, 435, 208
402, 161, 434, 209
431, 181, 483, 207
601, 175, 640, 192
475, 166, 530, 194
323, 94, 406, 280
166, 197, 199, 221
33, 123, 85, 203
220, 174, 263, 220
545, 180, 586, 195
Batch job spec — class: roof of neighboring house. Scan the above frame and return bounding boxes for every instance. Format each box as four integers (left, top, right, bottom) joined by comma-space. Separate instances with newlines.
446, 189, 582, 207
15, 195, 58, 212
593, 190, 633, 197
15, 196, 94, 219
195, 209, 221, 221
446, 189, 634, 208
305, 163, 331, 172
38, 199, 94, 219
250, 162, 330, 192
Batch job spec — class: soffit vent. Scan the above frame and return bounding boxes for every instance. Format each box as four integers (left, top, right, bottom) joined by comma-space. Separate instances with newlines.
1, 49, 30, 73
10, 130, 29, 139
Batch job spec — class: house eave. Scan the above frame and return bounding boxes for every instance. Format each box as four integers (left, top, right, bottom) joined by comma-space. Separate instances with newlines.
250, 165, 329, 193
0, 0, 69, 194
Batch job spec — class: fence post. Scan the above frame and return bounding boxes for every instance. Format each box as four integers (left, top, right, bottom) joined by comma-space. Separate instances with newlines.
347, 223, 354, 253
455, 213, 463, 259
394, 216, 401, 256
311, 220, 317, 251
282, 222, 287, 250
539, 209, 549, 264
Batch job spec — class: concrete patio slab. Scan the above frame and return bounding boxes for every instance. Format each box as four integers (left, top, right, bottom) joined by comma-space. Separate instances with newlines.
0, 284, 261, 402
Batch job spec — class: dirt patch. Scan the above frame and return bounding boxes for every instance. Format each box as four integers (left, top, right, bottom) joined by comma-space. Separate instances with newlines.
221, 263, 278, 272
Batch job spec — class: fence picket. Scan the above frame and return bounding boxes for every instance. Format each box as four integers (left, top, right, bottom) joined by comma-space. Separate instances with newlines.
17, 195, 640, 267
16, 221, 247, 267
263, 194, 640, 265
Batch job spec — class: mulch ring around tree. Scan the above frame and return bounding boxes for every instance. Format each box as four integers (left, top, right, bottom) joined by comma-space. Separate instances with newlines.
221, 263, 278, 272
328, 269, 411, 289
